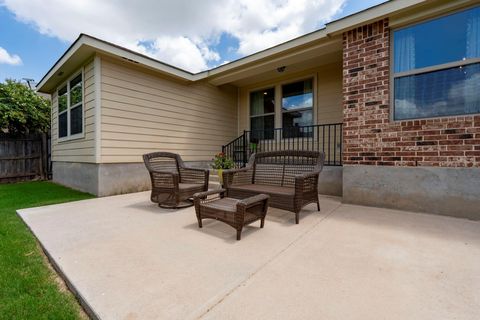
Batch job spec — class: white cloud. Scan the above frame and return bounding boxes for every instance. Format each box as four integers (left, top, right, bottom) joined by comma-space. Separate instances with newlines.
0, 47, 22, 65
150, 36, 212, 72
396, 70, 480, 119
0, 0, 345, 72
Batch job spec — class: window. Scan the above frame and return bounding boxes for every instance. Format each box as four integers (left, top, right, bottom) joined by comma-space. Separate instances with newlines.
393, 6, 480, 120
58, 86, 68, 138
282, 79, 313, 137
250, 88, 275, 140
58, 72, 83, 139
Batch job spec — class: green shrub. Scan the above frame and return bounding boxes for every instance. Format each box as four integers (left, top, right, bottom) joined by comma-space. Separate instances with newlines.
0, 79, 51, 134
211, 152, 235, 169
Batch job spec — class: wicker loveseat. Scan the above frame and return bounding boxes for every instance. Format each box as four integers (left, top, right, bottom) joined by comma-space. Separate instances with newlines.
223, 150, 324, 224
143, 152, 209, 208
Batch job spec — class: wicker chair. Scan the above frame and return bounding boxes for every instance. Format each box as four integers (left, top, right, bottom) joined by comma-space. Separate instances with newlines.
223, 150, 324, 224
143, 152, 209, 208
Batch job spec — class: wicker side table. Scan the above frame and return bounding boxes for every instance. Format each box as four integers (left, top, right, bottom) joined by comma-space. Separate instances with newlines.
193, 189, 269, 240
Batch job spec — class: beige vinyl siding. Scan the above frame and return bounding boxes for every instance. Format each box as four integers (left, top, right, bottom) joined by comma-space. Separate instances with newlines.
100, 56, 238, 163
316, 63, 343, 125
51, 59, 96, 163
315, 63, 347, 165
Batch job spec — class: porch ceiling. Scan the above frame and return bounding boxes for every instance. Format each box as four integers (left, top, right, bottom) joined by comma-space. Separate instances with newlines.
207, 38, 343, 87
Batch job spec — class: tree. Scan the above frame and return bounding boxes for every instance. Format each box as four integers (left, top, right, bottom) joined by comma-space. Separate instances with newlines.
0, 79, 51, 135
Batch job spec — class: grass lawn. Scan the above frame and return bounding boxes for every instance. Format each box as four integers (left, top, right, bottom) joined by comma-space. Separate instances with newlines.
0, 181, 94, 320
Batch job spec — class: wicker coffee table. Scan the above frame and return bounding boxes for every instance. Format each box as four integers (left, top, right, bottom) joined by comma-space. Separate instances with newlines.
193, 189, 269, 240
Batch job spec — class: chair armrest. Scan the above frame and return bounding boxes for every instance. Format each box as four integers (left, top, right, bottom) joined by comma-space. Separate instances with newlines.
294, 172, 320, 193
223, 167, 253, 187
150, 169, 179, 177
237, 194, 269, 208
181, 166, 208, 173
149, 170, 180, 188
179, 167, 209, 187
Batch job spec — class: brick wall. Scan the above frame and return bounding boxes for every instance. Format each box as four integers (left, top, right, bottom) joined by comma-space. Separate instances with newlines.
342, 19, 480, 167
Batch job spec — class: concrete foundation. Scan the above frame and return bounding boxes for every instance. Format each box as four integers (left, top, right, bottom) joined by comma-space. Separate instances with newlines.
97, 163, 151, 197
53, 162, 165, 197
318, 166, 343, 196
343, 165, 480, 220
52, 162, 100, 195
54, 161, 344, 197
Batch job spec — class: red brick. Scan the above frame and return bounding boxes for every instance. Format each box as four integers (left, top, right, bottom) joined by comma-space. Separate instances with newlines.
439, 139, 463, 145
417, 151, 439, 156
447, 145, 472, 151
424, 157, 447, 162
395, 151, 416, 156
342, 18, 479, 168
440, 151, 465, 156
464, 139, 480, 145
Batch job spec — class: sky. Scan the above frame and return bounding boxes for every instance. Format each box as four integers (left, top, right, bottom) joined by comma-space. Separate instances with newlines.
0, 0, 387, 85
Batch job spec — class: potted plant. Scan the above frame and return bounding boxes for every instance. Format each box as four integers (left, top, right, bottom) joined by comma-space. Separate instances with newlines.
211, 152, 235, 185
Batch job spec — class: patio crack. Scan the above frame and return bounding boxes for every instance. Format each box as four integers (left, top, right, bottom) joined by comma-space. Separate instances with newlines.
196, 201, 343, 319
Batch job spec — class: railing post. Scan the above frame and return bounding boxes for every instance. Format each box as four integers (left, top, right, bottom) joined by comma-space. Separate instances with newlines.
242, 130, 247, 167
222, 145, 225, 154
339, 123, 343, 166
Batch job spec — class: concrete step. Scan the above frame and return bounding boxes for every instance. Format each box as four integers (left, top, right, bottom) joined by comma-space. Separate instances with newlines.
208, 181, 222, 190
209, 173, 222, 190
209, 174, 220, 183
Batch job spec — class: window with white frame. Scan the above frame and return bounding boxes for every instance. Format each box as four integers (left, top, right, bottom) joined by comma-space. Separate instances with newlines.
58, 72, 83, 139
393, 6, 480, 120
281, 79, 313, 137
250, 87, 275, 140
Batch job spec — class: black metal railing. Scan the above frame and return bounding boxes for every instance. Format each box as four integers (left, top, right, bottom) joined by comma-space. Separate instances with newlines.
222, 123, 343, 167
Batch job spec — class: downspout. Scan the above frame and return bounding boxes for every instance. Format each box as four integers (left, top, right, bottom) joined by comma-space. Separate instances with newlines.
94, 54, 102, 195
237, 87, 240, 136
94, 54, 102, 164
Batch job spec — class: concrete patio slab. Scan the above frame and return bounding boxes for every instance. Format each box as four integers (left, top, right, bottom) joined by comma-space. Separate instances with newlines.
204, 204, 480, 320
18, 192, 480, 320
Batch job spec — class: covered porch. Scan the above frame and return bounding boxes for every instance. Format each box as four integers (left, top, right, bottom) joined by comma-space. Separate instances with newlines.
210, 36, 345, 195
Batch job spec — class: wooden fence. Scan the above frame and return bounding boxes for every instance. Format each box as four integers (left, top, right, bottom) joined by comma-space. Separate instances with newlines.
0, 133, 51, 183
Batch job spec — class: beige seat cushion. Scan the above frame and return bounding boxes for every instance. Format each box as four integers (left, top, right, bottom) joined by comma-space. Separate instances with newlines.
229, 184, 294, 196
179, 183, 204, 191
201, 197, 239, 213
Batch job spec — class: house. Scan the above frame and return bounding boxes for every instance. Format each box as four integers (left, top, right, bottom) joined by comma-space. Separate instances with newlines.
36, 0, 480, 220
